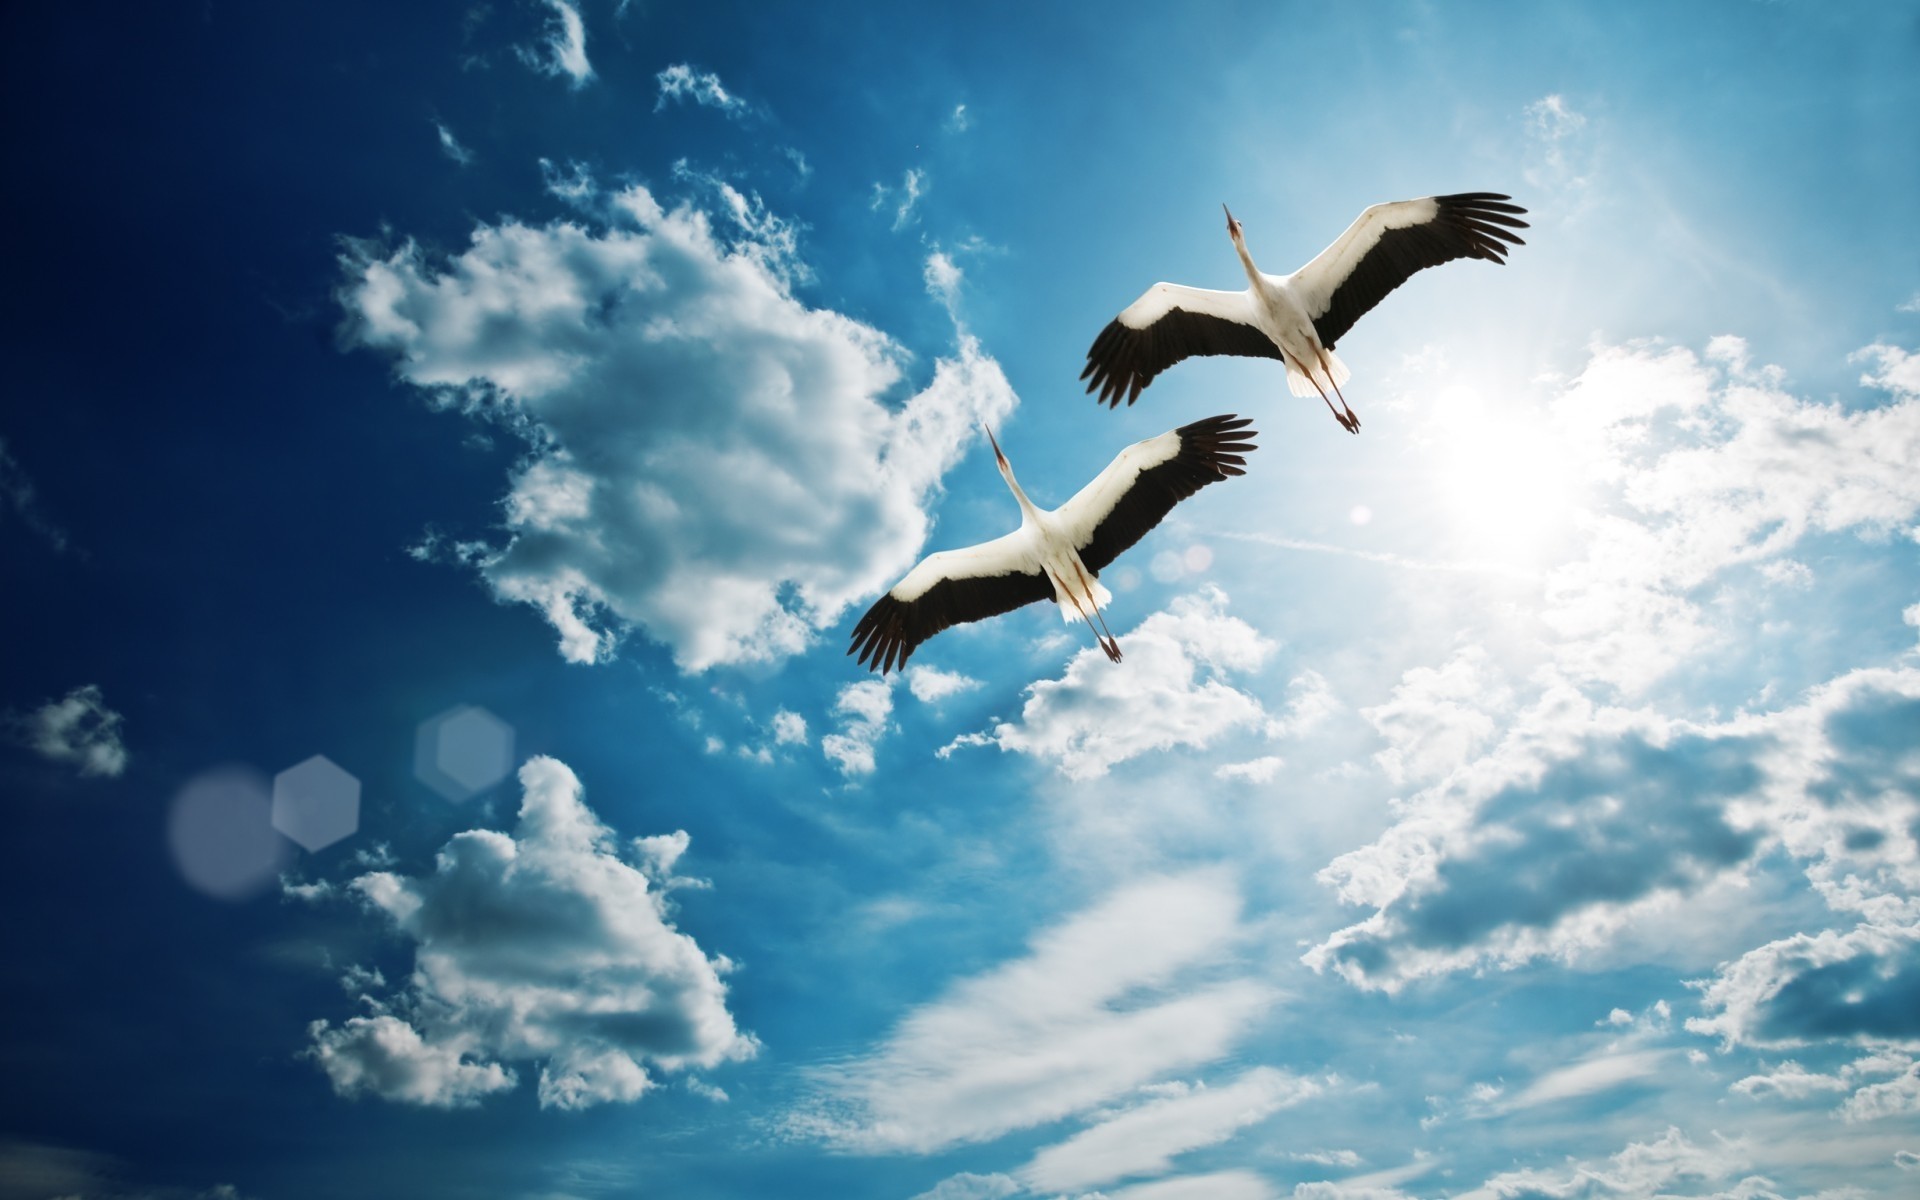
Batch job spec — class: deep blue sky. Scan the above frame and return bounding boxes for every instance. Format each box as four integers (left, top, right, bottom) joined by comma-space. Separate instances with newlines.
4, 3, 1920, 1198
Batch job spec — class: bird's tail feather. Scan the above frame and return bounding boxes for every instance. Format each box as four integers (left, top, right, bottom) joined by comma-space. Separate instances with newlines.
1286, 348, 1350, 397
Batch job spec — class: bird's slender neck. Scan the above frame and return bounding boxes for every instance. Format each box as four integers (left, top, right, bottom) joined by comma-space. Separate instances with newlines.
1230, 230, 1263, 289
997, 460, 1042, 523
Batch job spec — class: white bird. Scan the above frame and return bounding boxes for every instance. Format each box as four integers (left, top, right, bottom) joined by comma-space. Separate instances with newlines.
1082, 193, 1528, 433
849, 414, 1257, 674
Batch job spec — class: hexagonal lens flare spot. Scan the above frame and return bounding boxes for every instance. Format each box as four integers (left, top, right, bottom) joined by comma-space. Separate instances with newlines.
414, 704, 515, 802
168, 766, 292, 900
271, 754, 361, 852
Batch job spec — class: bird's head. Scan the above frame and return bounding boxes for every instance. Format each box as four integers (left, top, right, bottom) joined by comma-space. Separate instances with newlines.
1223, 203, 1244, 242
981, 422, 1010, 473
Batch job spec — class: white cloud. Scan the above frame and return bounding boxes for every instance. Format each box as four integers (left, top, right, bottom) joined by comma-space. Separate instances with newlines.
908, 1174, 1020, 1200
1454, 1126, 1793, 1200
1729, 1060, 1851, 1101
797, 872, 1273, 1153
1020, 1068, 1319, 1192
1507, 1049, 1668, 1109
1854, 342, 1920, 399
433, 119, 472, 166
771, 709, 808, 745
906, 665, 981, 704
1303, 336, 1920, 992
519, 0, 591, 87
822, 679, 894, 777
339, 180, 1016, 671
5, 684, 127, 778
1363, 648, 1513, 786
1215, 756, 1284, 784
946, 104, 971, 133
1540, 338, 1920, 693
924, 250, 962, 313
655, 64, 748, 118
941, 588, 1279, 779
872, 167, 926, 232
0, 437, 72, 554
1524, 93, 1592, 196
306, 757, 754, 1108
1109, 1170, 1279, 1200
1687, 922, 1920, 1051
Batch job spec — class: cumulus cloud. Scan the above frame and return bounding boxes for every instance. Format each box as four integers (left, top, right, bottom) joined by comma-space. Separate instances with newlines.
822, 679, 894, 777
1019, 1068, 1319, 1193
306, 757, 754, 1109
771, 709, 808, 745
941, 588, 1279, 779
1215, 756, 1284, 783
655, 64, 748, 118
1455, 1126, 1791, 1200
908, 1174, 1020, 1200
905, 665, 980, 704
1363, 647, 1513, 786
1304, 334, 1920, 989
5, 684, 127, 778
339, 178, 1015, 671
1309, 703, 1769, 990
519, 0, 591, 87
1688, 923, 1920, 1050
1540, 338, 1920, 692
797, 872, 1273, 1153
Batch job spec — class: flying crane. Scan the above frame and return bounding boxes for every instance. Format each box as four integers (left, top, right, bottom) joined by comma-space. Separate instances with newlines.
1081, 194, 1528, 432
849, 415, 1257, 673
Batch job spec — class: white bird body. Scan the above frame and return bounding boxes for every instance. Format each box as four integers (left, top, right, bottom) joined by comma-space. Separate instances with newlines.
1084, 194, 1526, 431
850, 416, 1255, 673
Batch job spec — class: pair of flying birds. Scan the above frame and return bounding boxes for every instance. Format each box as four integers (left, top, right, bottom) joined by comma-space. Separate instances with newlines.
850, 192, 1529, 674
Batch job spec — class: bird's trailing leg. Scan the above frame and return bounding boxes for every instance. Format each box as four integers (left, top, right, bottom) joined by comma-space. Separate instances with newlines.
1070, 560, 1124, 663
1287, 353, 1359, 435
1316, 346, 1361, 432
1050, 569, 1123, 663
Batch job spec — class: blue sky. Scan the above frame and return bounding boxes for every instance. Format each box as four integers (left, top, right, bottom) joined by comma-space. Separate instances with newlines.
4, 1, 1919, 1197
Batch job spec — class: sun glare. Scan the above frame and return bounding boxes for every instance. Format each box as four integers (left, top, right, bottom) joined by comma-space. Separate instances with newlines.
1424, 382, 1581, 562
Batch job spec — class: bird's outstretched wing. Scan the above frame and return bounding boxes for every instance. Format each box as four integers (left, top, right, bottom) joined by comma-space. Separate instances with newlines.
1081, 284, 1279, 408
1055, 414, 1257, 574
849, 532, 1054, 674
1291, 193, 1528, 350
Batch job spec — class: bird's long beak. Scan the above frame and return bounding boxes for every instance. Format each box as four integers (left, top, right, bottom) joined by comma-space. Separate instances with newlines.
980, 422, 1009, 469
1222, 204, 1241, 238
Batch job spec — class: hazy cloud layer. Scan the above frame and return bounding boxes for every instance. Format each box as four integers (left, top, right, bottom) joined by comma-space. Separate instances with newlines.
341, 180, 1015, 671
307, 757, 754, 1108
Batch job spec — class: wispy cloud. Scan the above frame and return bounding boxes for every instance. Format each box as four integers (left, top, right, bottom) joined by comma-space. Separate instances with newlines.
433, 119, 473, 166
0, 437, 73, 554
1019, 1068, 1319, 1192
655, 64, 748, 119
5, 684, 126, 778
518, 0, 591, 88
797, 872, 1272, 1153
872, 168, 926, 232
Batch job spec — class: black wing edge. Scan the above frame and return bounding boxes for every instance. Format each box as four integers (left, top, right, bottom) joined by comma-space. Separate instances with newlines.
1080, 309, 1283, 409
1077, 414, 1258, 574
1312, 192, 1531, 351
847, 570, 1053, 675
